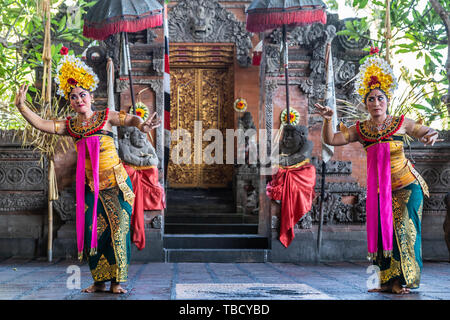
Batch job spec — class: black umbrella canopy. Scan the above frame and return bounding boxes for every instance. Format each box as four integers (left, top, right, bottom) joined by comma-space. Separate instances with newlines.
83, 0, 164, 115
83, 0, 163, 40
246, 0, 327, 33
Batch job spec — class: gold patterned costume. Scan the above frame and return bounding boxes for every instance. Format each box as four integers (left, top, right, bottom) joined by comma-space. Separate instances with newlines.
69, 110, 135, 283
356, 116, 428, 289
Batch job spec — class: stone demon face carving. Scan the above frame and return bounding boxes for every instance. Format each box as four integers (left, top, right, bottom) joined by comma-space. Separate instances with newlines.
189, 3, 214, 40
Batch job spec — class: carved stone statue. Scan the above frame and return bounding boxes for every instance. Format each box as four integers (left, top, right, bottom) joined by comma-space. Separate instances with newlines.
237, 111, 257, 167
279, 124, 313, 167
444, 192, 450, 262
118, 126, 158, 167
266, 124, 316, 247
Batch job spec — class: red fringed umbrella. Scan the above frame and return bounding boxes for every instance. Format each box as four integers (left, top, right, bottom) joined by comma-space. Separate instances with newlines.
83, 0, 163, 41
83, 0, 163, 114
246, 0, 327, 119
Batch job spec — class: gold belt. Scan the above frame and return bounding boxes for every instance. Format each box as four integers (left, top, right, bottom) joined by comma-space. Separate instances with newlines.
278, 158, 310, 170
86, 162, 135, 205
406, 160, 429, 197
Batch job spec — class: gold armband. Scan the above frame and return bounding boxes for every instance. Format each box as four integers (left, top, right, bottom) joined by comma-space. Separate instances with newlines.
53, 120, 61, 134
339, 122, 350, 143
119, 110, 127, 126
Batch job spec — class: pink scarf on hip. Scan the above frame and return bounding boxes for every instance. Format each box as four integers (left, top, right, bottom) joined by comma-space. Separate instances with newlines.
366, 142, 393, 259
75, 136, 100, 260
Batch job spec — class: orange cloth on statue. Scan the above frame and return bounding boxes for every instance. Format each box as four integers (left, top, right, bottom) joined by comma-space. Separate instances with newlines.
266, 161, 316, 248
123, 164, 166, 250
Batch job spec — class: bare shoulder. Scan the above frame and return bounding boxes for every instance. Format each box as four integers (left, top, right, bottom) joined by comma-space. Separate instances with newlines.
106, 109, 120, 126
347, 123, 362, 143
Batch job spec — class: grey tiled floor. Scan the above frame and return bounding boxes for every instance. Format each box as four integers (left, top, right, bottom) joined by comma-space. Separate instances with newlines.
0, 257, 449, 300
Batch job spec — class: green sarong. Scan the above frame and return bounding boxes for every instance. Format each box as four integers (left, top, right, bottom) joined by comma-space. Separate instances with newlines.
84, 177, 133, 283
374, 181, 423, 289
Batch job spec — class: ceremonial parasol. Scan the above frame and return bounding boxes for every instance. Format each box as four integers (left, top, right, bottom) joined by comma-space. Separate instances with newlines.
83, 0, 163, 114
246, 0, 327, 121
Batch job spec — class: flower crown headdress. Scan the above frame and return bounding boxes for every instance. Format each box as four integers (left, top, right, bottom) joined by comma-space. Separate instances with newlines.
55, 54, 99, 100
354, 53, 398, 101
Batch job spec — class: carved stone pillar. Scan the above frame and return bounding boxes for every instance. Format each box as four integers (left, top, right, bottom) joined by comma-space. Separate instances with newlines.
410, 131, 450, 260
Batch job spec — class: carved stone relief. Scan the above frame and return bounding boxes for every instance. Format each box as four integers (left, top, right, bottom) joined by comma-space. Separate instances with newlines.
410, 138, 450, 215
53, 187, 76, 222
0, 131, 49, 213
168, 0, 252, 67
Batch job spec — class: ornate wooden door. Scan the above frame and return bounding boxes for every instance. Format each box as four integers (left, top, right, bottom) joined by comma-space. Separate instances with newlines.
167, 67, 234, 188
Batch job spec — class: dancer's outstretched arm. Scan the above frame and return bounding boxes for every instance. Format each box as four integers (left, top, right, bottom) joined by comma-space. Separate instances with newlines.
15, 84, 66, 135
314, 103, 359, 146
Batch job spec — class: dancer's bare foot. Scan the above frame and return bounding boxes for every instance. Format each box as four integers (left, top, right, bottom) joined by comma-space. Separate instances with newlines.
368, 280, 410, 294
391, 280, 410, 294
110, 282, 127, 294
368, 284, 391, 293
81, 282, 107, 293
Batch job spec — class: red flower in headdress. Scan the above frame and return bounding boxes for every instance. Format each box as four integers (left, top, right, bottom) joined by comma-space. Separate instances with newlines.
369, 47, 380, 55
60, 46, 69, 55
67, 78, 78, 86
368, 76, 381, 88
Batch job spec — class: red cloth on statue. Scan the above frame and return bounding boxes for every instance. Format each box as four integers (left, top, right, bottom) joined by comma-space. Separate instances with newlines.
266, 162, 316, 248
123, 164, 166, 250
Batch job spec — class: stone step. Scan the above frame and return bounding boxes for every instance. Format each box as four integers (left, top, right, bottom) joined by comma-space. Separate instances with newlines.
163, 234, 269, 250
164, 213, 258, 224
164, 248, 269, 263
166, 203, 235, 214
164, 223, 258, 234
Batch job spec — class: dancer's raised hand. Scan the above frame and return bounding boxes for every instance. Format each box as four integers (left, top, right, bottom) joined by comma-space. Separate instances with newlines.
14, 83, 29, 111
313, 103, 333, 120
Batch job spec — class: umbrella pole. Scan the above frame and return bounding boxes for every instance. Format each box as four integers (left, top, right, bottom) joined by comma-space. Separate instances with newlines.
124, 32, 137, 115
316, 160, 326, 262
282, 24, 290, 120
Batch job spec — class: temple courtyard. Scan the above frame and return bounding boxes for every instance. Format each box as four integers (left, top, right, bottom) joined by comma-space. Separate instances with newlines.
0, 257, 449, 301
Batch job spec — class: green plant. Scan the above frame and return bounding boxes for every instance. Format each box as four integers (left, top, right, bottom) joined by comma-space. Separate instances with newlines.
0, 0, 95, 130
327, 0, 449, 129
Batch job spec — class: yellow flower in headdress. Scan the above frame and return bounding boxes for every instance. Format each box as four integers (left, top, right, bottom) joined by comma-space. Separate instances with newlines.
55, 55, 99, 100
355, 55, 398, 101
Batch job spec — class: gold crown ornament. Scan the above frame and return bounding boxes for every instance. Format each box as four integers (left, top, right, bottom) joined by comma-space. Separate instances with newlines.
55, 54, 99, 100
354, 55, 398, 101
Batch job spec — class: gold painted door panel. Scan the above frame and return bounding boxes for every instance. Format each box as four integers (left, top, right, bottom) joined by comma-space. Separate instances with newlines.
168, 67, 234, 188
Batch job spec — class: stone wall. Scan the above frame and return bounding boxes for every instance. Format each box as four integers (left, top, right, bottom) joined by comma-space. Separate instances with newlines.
0, 130, 53, 257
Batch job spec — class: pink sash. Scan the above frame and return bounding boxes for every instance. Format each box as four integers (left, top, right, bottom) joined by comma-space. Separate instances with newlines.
75, 136, 100, 260
366, 142, 393, 259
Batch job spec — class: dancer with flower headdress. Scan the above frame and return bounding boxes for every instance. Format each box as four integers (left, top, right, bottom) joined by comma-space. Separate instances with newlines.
14, 54, 161, 294
314, 52, 439, 294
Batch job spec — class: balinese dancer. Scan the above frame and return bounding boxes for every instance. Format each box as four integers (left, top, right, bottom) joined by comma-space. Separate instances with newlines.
314, 55, 439, 294
14, 54, 161, 294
